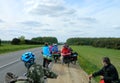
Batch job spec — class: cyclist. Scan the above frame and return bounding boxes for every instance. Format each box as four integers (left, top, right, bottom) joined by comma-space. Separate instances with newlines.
49, 44, 53, 54
51, 44, 61, 62
61, 44, 71, 64
41, 43, 52, 68
21, 52, 35, 69
52, 44, 59, 53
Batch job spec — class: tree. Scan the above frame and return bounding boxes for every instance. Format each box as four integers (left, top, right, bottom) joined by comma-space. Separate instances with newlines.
31, 37, 43, 44
0, 39, 1, 46
42, 37, 58, 44
11, 38, 20, 45
31, 36, 58, 44
18, 36, 25, 44
25, 39, 44, 45
31, 37, 43, 42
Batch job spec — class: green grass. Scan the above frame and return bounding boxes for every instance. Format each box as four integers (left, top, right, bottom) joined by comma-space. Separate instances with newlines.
72, 45, 120, 82
0, 44, 41, 54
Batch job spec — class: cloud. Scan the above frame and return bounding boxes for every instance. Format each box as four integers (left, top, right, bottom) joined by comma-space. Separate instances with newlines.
113, 25, 120, 29
69, 30, 83, 33
0, 29, 38, 40
41, 29, 56, 31
0, 19, 4, 23
24, 0, 76, 17
116, 27, 120, 29
0, 0, 120, 42
20, 21, 45, 27
78, 17, 97, 24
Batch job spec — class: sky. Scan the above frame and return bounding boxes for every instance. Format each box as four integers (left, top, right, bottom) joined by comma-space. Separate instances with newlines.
0, 0, 120, 42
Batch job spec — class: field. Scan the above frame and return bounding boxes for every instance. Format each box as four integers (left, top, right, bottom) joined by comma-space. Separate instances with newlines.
72, 46, 120, 82
0, 44, 41, 54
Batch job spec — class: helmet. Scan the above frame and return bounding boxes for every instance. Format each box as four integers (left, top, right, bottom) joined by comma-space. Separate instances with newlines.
63, 44, 67, 48
54, 44, 57, 46
21, 52, 35, 62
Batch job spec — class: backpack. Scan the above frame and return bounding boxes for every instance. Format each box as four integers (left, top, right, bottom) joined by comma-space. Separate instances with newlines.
27, 64, 45, 83
27, 64, 58, 83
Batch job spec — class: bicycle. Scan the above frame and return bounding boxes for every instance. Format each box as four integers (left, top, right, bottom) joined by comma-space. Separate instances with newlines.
52, 51, 61, 63
61, 53, 71, 67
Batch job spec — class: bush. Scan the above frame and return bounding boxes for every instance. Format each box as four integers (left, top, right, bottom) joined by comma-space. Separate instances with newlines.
25, 40, 44, 45
11, 38, 20, 45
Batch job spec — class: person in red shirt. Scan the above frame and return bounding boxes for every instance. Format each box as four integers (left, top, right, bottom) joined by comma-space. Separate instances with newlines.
61, 44, 71, 64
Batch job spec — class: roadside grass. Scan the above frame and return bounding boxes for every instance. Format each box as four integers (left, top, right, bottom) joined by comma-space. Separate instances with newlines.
0, 44, 41, 54
72, 46, 120, 82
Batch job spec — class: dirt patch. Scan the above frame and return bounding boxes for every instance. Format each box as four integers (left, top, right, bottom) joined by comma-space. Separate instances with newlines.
48, 62, 96, 83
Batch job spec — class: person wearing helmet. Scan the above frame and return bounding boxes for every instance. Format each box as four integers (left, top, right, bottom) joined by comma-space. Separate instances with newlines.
61, 44, 71, 56
51, 44, 61, 63
41, 42, 52, 68
21, 52, 35, 69
49, 43, 53, 54
61, 43, 71, 64
52, 44, 58, 53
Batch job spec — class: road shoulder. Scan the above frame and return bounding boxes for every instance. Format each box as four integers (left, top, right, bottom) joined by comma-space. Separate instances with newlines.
48, 62, 96, 83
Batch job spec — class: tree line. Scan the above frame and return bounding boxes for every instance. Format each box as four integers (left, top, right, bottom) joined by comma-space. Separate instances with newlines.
31, 37, 58, 44
11, 36, 58, 45
0, 39, 11, 45
0, 39, 1, 46
66, 38, 120, 50
0, 36, 58, 45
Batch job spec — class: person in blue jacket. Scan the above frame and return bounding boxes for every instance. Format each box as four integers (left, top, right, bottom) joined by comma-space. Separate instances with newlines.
41, 42, 52, 67
52, 44, 59, 53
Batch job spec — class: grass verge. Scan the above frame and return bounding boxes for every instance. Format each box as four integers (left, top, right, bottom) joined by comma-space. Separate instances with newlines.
0, 44, 41, 54
72, 45, 120, 82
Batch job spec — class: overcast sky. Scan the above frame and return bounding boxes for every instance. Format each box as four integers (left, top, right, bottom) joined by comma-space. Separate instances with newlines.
0, 0, 120, 42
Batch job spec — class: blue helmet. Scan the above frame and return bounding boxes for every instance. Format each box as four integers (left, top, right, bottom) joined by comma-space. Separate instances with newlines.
21, 52, 35, 62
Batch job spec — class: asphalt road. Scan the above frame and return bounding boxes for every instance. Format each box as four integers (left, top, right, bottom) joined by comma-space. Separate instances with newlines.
0, 47, 43, 83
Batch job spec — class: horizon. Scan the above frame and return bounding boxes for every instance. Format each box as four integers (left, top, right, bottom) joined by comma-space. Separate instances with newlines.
1, 36, 120, 43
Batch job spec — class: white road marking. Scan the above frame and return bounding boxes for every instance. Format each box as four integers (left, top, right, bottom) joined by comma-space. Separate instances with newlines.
0, 59, 20, 69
